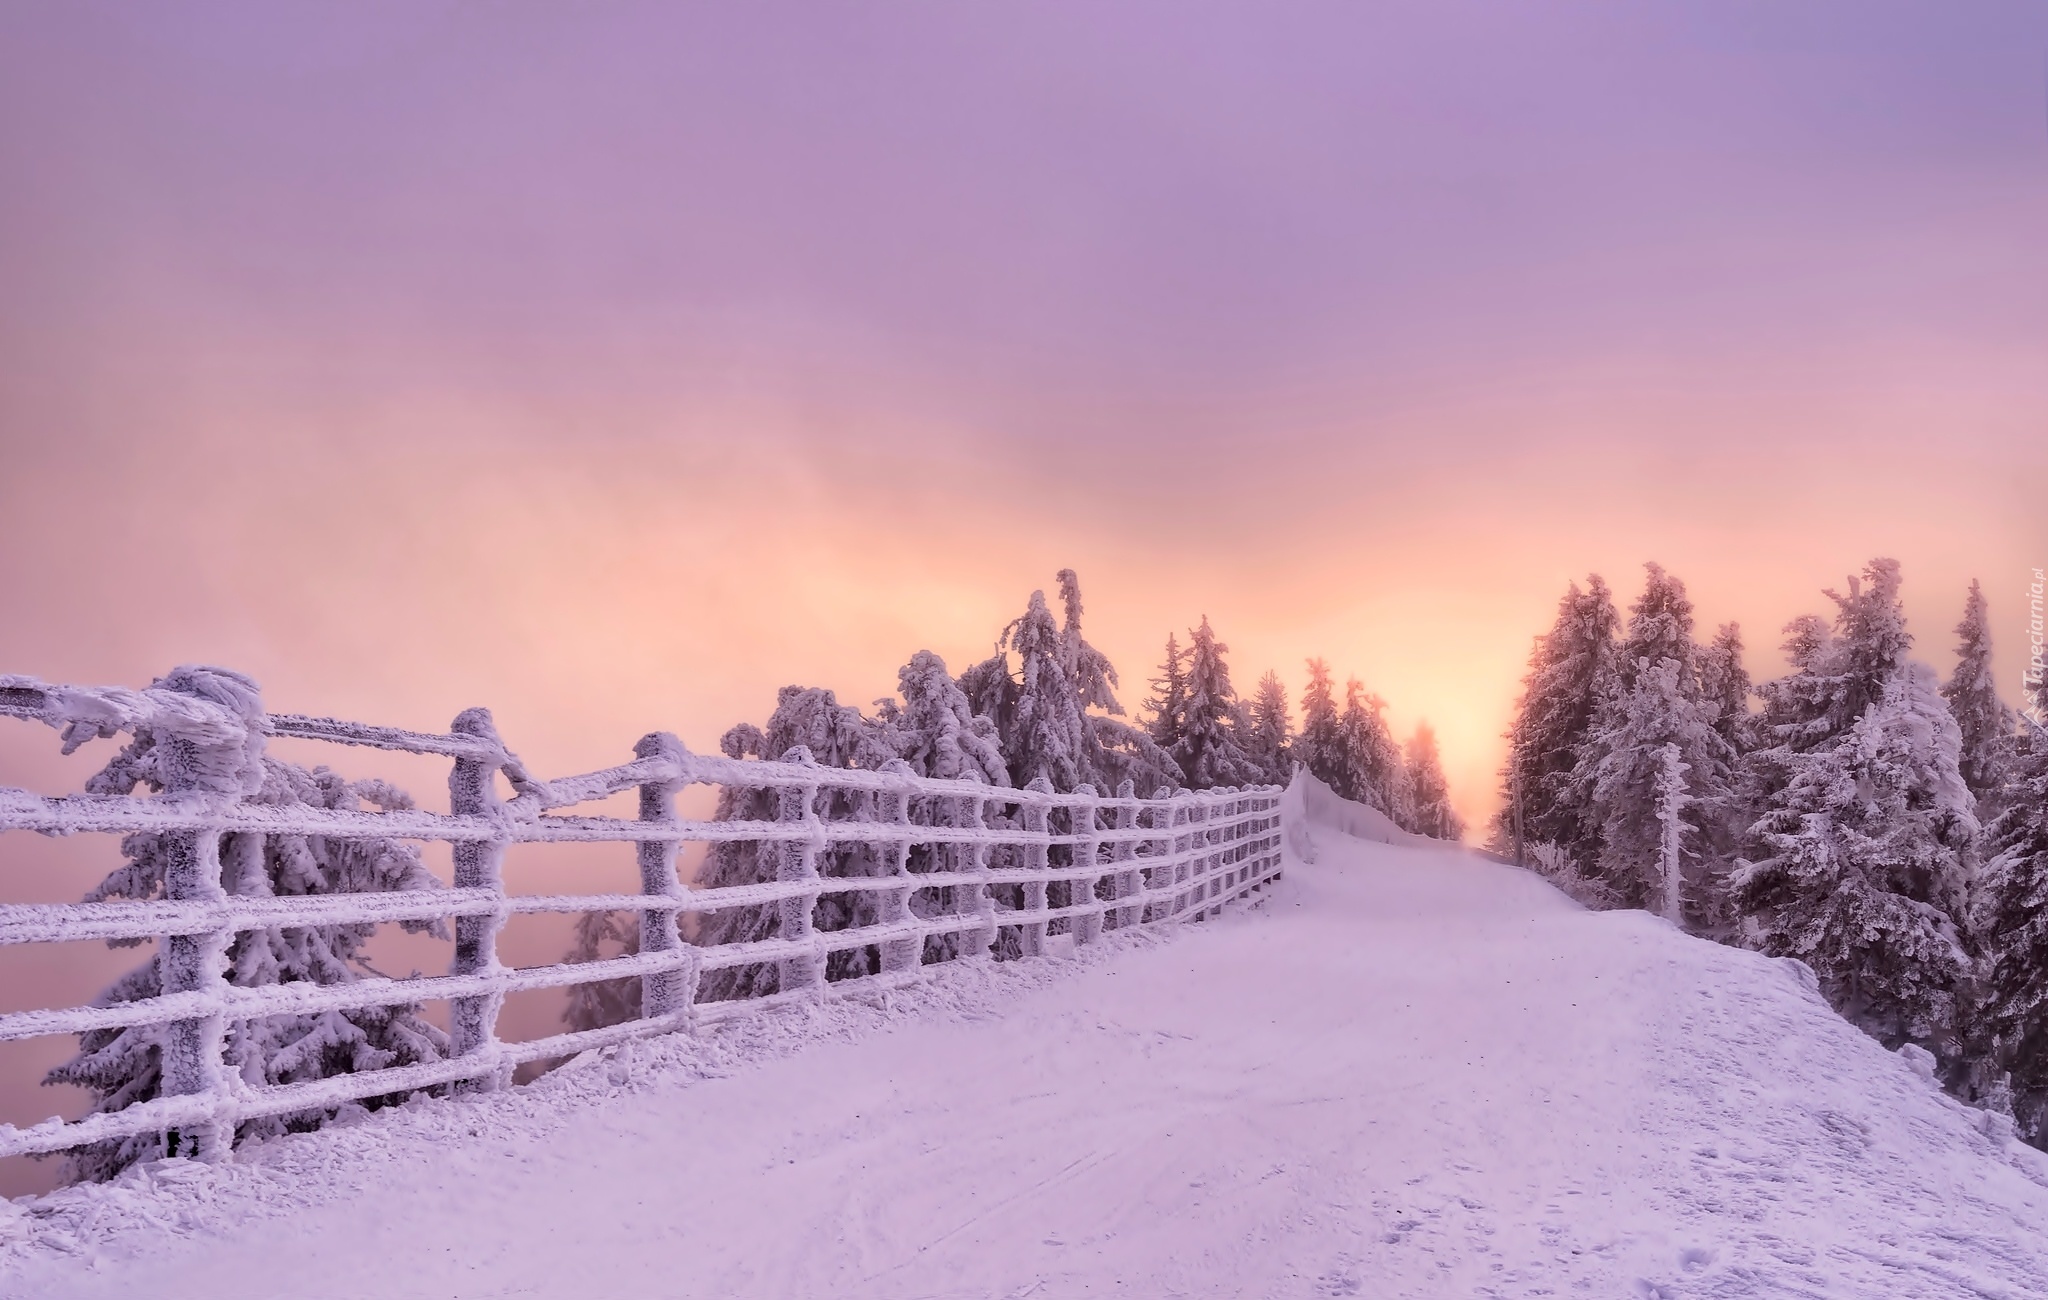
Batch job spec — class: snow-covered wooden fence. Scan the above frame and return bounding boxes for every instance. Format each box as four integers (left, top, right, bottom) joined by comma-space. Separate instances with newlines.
0, 672, 1284, 1167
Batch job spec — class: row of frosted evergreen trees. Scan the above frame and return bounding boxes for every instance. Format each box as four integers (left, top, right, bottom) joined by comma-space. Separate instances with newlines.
705, 569, 1461, 833
666, 570, 1460, 997
1497, 557, 2048, 1146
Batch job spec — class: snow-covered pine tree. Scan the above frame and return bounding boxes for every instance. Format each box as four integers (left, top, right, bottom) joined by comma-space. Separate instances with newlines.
1339, 678, 1406, 819
1611, 563, 1694, 695
45, 668, 448, 1184
1296, 659, 1344, 790
1497, 576, 1619, 869
1731, 559, 1977, 1063
1247, 670, 1293, 785
1698, 622, 1754, 752
960, 573, 1177, 795
879, 650, 1012, 785
1143, 633, 1189, 756
1054, 571, 1181, 794
872, 651, 1012, 964
1572, 656, 1732, 918
1569, 565, 1733, 921
688, 685, 898, 1002
1056, 569, 1119, 720
568, 654, 1015, 1029
1335, 679, 1369, 802
1403, 722, 1464, 841
1004, 589, 1093, 791
1943, 579, 2017, 805
1172, 617, 1263, 789
1973, 709, 2048, 1143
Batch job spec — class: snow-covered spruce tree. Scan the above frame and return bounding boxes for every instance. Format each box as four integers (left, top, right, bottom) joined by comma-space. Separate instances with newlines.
1943, 579, 2017, 807
1496, 576, 1619, 870
685, 685, 899, 1003
567, 655, 1014, 1028
1172, 617, 1263, 790
1403, 722, 1464, 841
1247, 670, 1293, 786
1339, 678, 1406, 819
1003, 588, 1093, 791
954, 574, 1178, 945
1698, 621, 1754, 753
1609, 563, 1694, 696
1731, 559, 1977, 1063
1573, 657, 1733, 922
1143, 633, 1189, 757
877, 650, 1012, 786
874, 651, 1013, 964
1569, 566, 1734, 921
1053, 570, 1181, 794
958, 573, 1178, 795
1970, 714, 2048, 1143
44, 667, 448, 1184
1296, 659, 1344, 790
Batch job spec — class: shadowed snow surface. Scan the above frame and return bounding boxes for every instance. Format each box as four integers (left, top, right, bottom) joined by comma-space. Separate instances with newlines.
5, 831, 2047, 1298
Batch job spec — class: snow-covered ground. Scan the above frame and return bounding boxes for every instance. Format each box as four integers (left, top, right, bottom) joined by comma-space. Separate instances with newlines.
6, 828, 2047, 1299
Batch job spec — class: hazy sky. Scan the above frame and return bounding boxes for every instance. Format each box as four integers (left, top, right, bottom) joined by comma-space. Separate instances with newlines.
3, 0, 2045, 832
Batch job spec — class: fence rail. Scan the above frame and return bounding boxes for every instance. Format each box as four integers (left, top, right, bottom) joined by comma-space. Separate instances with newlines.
0, 670, 1286, 1167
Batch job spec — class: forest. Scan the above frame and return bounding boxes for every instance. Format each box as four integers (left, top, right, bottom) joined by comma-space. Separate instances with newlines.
1495, 558, 2048, 1148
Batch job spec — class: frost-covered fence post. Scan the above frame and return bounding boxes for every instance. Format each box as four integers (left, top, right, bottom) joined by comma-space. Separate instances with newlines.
448, 707, 511, 1083
878, 760, 921, 975
1216, 798, 1234, 912
1141, 786, 1174, 922
964, 789, 997, 959
1230, 795, 1249, 892
1072, 785, 1104, 945
777, 752, 827, 994
155, 809, 233, 1162
635, 732, 691, 1021
1162, 797, 1187, 919
1109, 779, 1140, 930
1020, 776, 1053, 956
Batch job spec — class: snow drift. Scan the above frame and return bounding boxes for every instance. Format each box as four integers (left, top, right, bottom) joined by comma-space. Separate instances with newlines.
1287, 765, 1458, 858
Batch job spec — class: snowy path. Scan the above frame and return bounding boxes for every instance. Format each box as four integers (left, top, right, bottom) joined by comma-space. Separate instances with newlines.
7, 832, 2048, 1299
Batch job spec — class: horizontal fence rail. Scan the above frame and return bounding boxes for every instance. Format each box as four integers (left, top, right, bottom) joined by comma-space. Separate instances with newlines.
0, 671, 1287, 1167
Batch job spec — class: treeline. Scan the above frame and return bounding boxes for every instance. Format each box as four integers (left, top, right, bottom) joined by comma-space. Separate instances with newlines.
567, 569, 1460, 1017
1499, 557, 2048, 1146
706, 568, 1459, 828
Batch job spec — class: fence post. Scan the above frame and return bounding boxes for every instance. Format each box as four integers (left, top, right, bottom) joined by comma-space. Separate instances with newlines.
878, 760, 920, 975
965, 787, 997, 959
1071, 785, 1103, 945
777, 752, 827, 994
1110, 779, 1139, 930
1020, 776, 1053, 956
635, 732, 691, 1022
1207, 798, 1225, 916
156, 823, 232, 1162
1141, 785, 1173, 923
448, 708, 510, 1086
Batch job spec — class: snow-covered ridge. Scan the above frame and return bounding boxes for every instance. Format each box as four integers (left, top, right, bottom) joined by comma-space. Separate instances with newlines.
0, 667, 1285, 1174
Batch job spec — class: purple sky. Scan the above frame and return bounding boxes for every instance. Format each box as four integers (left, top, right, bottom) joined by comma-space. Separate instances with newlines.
4, 0, 2046, 872
4, 0, 2046, 842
